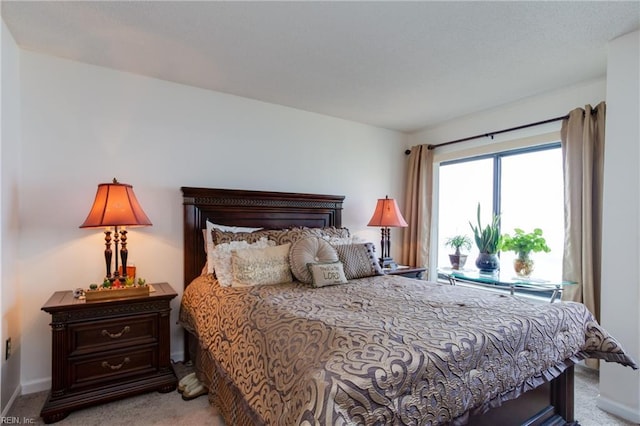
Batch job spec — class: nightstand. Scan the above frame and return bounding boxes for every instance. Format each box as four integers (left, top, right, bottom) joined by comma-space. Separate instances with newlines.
40, 282, 178, 423
384, 266, 427, 279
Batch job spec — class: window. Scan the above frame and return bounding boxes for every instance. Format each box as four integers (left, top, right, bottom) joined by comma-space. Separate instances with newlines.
437, 143, 563, 279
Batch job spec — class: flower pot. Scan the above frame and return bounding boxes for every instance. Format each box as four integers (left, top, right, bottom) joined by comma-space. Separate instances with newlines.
475, 253, 499, 273
514, 257, 534, 277
448, 254, 468, 270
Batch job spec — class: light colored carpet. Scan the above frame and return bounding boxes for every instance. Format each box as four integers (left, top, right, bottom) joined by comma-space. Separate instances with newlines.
8, 362, 225, 425
7, 363, 637, 425
573, 365, 637, 426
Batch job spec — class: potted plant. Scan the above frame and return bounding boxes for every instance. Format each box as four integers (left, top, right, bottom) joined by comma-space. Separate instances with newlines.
469, 203, 501, 273
500, 228, 550, 277
444, 234, 472, 270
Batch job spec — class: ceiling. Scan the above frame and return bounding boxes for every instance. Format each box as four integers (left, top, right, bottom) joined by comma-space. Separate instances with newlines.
2, 1, 639, 133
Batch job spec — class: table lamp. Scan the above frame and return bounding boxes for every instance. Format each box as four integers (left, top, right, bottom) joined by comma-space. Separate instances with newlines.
80, 178, 152, 281
367, 195, 408, 270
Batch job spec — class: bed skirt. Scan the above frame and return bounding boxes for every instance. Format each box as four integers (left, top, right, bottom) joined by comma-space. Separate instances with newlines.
189, 332, 265, 426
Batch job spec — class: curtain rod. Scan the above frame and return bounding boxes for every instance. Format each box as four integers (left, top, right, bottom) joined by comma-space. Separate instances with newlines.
404, 113, 573, 155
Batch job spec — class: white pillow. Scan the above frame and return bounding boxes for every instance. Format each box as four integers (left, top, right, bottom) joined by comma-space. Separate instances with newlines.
205, 220, 263, 274
211, 238, 274, 286
231, 243, 292, 287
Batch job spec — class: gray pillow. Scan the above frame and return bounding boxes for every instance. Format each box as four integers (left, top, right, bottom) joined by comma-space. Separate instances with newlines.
334, 243, 384, 279
289, 237, 339, 283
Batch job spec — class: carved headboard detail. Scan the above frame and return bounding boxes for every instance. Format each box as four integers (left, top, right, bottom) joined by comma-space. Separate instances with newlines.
181, 187, 344, 288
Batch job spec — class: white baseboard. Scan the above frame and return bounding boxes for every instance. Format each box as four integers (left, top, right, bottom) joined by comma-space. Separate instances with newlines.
20, 377, 50, 395
1, 384, 22, 417
597, 394, 640, 423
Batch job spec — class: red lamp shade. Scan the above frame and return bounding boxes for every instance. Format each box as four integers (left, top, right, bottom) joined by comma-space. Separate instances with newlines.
367, 196, 408, 228
80, 179, 152, 228
367, 196, 407, 270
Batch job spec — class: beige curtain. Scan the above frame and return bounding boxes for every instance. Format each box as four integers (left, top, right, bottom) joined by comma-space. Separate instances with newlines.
401, 145, 434, 270
561, 102, 606, 327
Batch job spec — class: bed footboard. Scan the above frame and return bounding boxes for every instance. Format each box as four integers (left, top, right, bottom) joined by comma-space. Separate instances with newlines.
467, 366, 574, 425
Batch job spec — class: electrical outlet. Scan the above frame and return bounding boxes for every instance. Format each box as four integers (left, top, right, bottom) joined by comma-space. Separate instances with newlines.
5, 337, 11, 360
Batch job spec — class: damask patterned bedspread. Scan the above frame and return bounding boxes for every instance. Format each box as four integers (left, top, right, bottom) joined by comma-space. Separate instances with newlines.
179, 274, 637, 425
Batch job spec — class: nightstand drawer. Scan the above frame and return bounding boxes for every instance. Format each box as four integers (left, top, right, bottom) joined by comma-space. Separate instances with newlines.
69, 314, 158, 356
70, 346, 158, 390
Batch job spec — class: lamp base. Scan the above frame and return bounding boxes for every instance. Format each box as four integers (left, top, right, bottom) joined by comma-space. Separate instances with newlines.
379, 257, 398, 270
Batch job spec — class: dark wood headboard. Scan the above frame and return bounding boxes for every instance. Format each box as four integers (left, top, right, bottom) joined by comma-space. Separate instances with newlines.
181, 187, 345, 289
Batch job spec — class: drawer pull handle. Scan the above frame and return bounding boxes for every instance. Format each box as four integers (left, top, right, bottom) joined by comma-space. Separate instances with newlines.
101, 357, 130, 371
102, 326, 130, 339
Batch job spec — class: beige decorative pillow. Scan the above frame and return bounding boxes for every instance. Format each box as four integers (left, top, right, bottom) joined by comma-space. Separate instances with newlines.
231, 243, 292, 287
289, 237, 339, 283
210, 238, 275, 286
204, 221, 263, 274
334, 243, 384, 280
308, 262, 348, 287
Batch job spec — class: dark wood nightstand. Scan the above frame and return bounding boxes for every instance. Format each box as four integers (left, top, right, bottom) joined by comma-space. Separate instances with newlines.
40, 282, 178, 423
384, 266, 427, 279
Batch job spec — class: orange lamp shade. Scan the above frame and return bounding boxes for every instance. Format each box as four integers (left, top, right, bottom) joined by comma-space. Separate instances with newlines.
80, 179, 152, 228
367, 196, 408, 228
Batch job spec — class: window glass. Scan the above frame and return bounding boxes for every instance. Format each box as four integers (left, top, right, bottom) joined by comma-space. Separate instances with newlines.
437, 158, 493, 270
500, 148, 563, 278
437, 144, 563, 279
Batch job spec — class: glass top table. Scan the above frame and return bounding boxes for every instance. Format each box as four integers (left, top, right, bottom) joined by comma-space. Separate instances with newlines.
437, 268, 577, 303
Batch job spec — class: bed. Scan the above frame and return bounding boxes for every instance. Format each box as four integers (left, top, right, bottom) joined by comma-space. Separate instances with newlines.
178, 187, 637, 425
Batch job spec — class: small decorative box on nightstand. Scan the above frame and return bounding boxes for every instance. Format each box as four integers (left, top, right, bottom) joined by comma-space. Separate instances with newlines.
384, 266, 427, 279
40, 282, 178, 424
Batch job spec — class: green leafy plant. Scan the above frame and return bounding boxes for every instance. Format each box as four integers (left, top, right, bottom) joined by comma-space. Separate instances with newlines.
500, 228, 551, 260
469, 203, 501, 254
444, 234, 472, 255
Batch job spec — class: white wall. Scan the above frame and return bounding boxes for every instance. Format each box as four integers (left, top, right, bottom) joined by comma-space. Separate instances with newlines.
16, 50, 408, 393
598, 29, 640, 423
1, 20, 23, 413
409, 77, 606, 148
